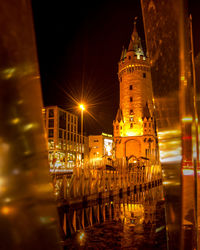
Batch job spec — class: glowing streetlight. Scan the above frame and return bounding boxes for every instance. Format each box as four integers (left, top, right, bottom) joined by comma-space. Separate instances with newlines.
79, 104, 85, 111
79, 103, 85, 166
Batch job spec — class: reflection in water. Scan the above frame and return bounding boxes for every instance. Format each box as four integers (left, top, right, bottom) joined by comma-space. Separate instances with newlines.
61, 185, 166, 249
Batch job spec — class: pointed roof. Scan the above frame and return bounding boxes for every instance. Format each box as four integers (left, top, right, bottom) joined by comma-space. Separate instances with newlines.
115, 107, 124, 123
142, 102, 151, 119
120, 46, 127, 61
128, 18, 144, 57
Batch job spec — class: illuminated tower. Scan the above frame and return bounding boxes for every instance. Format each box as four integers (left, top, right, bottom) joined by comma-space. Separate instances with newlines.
113, 20, 158, 162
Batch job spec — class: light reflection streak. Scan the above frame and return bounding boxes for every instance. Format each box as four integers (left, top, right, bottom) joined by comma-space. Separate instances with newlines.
182, 169, 194, 176
158, 130, 181, 163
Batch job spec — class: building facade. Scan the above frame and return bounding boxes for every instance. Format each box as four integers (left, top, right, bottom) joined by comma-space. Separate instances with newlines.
89, 133, 113, 165
113, 21, 159, 163
42, 106, 88, 171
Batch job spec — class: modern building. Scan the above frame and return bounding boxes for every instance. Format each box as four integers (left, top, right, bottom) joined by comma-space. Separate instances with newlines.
113, 21, 159, 163
89, 133, 114, 165
42, 106, 88, 172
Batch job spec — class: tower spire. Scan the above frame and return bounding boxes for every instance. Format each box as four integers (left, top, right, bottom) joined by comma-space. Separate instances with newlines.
128, 17, 144, 57
133, 16, 137, 33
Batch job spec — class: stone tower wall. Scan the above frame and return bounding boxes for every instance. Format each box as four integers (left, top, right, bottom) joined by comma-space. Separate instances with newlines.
118, 53, 154, 131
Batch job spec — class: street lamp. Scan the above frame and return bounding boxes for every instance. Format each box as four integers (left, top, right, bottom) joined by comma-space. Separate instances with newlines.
79, 104, 85, 166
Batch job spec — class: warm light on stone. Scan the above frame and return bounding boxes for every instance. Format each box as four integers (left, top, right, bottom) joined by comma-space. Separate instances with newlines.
113, 21, 158, 162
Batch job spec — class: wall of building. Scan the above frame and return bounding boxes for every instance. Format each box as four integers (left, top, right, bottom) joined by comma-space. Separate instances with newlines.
89, 133, 113, 165
113, 23, 158, 163
43, 106, 88, 171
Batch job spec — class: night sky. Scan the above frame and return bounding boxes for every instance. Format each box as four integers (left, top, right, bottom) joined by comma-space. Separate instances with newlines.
31, 0, 200, 135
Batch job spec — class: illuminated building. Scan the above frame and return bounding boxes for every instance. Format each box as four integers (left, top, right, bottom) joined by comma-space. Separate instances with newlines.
89, 133, 113, 164
42, 106, 89, 171
113, 21, 159, 162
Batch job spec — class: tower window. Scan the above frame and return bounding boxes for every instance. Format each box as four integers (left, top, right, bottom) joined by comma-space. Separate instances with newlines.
130, 97, 133, 102
143, 72, 146, 78
129, 85, 133, 90
129, 56, 131, 60
130, 123, 133, 128
130, 117, 134, 122
130, 109, 133, 115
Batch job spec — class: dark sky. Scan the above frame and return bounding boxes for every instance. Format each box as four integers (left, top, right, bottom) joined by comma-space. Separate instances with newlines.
31, 0, 200, 135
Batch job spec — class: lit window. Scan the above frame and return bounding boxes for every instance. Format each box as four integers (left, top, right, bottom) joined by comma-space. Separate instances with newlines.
48, 139, 54, 149
130, 117, 134, 122
129, 85, 133, 90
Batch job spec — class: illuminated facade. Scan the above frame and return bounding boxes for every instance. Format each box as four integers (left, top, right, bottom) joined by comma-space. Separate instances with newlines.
42, 106, 89, 171
113, 21, 158, 162
89, 133, 113, 164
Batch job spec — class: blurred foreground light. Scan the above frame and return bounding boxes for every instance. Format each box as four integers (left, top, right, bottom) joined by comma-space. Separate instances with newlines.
182, 169, 194, 176
182, 117, 193, 123
1, 206, 12, 215
11, 118, 20, 124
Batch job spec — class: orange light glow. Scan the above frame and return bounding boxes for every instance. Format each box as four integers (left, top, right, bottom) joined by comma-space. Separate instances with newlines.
1, 206, 12, 215
182, 117, 193, 122
79, 104, 85, 111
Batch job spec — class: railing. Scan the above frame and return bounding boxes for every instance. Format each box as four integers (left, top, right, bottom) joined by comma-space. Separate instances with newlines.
54, 160, 162, 202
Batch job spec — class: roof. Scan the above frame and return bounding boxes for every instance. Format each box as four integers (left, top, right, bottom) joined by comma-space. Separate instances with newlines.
128, 20, 144, 57
142, 102, 151, 119
115, 107, 124, 122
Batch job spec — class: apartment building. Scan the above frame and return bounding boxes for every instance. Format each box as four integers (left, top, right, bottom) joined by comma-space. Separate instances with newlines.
42, 106, 88, 171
